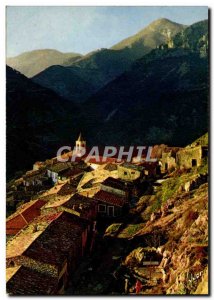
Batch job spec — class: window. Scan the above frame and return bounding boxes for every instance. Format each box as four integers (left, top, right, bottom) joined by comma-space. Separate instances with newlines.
124, 171, 127, 175
107, 206, 114, 217
165, 163, 168, 171
98, 204, 106, 213
131, 171, 135, 174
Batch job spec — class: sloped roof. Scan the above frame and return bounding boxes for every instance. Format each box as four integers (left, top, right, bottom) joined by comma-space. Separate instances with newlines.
94, 190, 126, 207
6, 212, 61, 259
6, 266, 57, 295
23, 212, 88, 266
102, 177, 129, 191
47, 162, 73, 173
6, 199, 46, 235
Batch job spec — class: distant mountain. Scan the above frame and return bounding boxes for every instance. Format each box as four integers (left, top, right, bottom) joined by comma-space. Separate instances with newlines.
67, 18, 185, 87
6, 66, 82, 179
83, 20, 208, 146
31, 18, 185, 101
32, 65, 96, 103
6, 49, 82, 77
6, 19, 209, 178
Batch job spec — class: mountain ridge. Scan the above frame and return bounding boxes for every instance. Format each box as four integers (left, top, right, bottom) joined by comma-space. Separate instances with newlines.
31, 18, 186, 101
6, 49, 82, 78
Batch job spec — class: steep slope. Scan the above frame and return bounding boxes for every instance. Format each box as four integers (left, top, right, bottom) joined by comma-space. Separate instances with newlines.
83, 20, 208, 146
65, 48, 138, 89
6, 49, 82, 77
31, 19, 185, 100
32, 65, 96, 103
112, 18, 185, 53
173, 20, 208, 51
6, 66, 82, 179
68, 18, 184, 88
104, 134, 208, 295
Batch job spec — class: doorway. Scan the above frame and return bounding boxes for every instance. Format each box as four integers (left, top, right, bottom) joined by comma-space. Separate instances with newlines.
192, 159, 197, 167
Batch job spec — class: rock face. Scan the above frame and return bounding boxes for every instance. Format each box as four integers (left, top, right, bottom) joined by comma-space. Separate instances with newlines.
112, 18, 185, 53
124, 175, 208, 294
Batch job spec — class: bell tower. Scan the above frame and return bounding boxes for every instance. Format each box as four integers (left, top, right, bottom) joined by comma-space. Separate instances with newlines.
75, 132, 86, 156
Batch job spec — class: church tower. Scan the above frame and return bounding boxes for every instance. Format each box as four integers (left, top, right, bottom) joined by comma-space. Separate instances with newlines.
75, 132, 86, 156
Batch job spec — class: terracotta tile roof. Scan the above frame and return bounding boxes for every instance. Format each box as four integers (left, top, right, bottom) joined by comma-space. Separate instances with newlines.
6, 266, 57, 295
6, 199, 46, 235
84, 156, 118, 165
94, 190, 126, 207
6, 212, 61, 259
23, 212, 88, 266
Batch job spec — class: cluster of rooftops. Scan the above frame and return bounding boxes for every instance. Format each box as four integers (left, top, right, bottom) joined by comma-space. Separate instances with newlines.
6, 134, 207, 295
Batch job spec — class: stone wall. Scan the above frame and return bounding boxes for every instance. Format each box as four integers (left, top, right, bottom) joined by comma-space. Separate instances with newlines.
176, 146, 202, 169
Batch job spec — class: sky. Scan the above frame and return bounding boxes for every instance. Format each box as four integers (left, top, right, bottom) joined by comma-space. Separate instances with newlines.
6, 6, 208, 57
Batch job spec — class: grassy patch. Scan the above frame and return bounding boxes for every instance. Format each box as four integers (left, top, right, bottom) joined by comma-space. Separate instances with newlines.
105, 223, 122, 235
118, 223, 143, 238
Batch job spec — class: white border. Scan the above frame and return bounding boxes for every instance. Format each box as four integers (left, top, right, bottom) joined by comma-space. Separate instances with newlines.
1, 1, 212, 299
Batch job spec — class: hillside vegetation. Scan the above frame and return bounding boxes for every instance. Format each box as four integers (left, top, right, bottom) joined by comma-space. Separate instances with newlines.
104, 138, 208, 294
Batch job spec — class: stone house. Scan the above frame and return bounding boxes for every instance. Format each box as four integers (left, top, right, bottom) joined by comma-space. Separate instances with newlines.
47, 162, 73, 183
101, 177, 131, 199
141, 161, 160, 178
117, 162, 144, 181
42, 193, 97, 223
160, 147, 181, 173
93, 190, 127, 217
176, 145, 202, 169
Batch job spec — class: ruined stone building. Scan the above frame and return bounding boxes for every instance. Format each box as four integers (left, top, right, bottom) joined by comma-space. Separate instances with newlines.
176, 145, 203, 169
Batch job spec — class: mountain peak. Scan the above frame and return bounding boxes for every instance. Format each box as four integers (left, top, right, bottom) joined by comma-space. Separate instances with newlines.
111, 18, 185, 51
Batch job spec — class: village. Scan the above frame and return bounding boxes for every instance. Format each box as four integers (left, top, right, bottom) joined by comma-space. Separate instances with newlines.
6, 133, 208, 295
